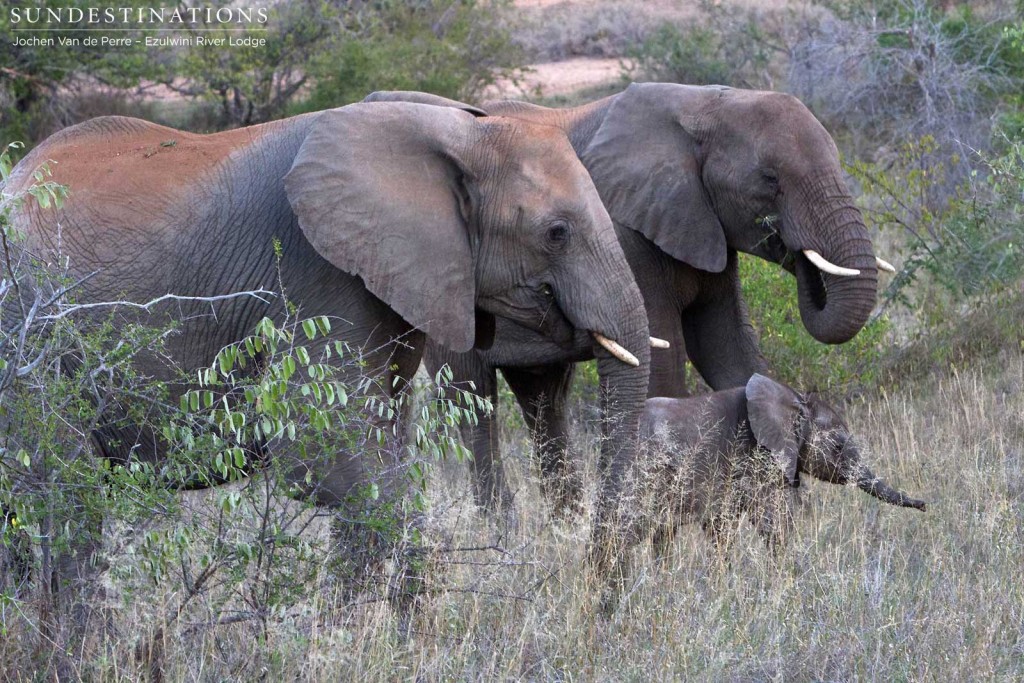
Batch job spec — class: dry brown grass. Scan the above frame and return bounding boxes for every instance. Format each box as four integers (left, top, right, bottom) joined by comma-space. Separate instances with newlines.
8, 350, 1017, 681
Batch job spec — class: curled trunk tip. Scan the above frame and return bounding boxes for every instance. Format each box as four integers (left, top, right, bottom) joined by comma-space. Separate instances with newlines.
857, 470, 927, 511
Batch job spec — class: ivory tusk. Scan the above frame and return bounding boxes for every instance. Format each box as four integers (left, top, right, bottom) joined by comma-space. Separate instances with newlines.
875, 256, 896, 273
650, 337, 670, 349
592, 332, 640, 367
802, 249, 860, 277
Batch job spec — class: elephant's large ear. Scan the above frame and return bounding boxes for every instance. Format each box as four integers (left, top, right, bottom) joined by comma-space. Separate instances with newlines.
285, 102, 479, 352
582, 82, 727, 273
746, 373, 801, 487
363, 90, 488, 117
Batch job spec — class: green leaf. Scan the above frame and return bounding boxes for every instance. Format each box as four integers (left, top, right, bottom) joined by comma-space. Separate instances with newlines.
219, 347, 235, 375
282, 355, 296, 379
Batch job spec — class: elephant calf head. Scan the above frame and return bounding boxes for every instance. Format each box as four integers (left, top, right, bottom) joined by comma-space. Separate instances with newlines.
744, 373, 926, 510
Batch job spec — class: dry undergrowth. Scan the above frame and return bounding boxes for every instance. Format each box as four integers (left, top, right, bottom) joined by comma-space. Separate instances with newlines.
8, 351, 1017, 681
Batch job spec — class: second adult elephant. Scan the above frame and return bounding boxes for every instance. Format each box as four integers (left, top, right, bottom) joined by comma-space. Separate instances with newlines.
8, 98, 650, 591
372, 85, 889, 520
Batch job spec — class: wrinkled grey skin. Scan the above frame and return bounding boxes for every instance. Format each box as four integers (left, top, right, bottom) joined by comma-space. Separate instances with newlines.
640, 373, 926, 552
368, 85, 883, 521
8, 100, 649, 553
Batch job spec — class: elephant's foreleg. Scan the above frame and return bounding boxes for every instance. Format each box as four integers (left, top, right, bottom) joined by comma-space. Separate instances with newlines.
502, 363, 581, 517
751, 487, 797, 553
464, 369, 513, 517
683, 254, 769, 391
423, 344, 514, 516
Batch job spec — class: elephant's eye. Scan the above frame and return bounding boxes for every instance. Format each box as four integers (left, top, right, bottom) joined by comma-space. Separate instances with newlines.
546, 222, 570, 247
761, 169, 779, 187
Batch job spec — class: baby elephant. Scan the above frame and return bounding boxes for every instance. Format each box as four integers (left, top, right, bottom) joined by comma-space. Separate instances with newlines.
639, 374, 926, 551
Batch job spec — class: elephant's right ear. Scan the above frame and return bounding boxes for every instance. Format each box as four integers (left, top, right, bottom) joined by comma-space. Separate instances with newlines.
746, 373, 801, 487
581, 82, 727, 273
363, 90, 488, 117
285, 102, 479, 352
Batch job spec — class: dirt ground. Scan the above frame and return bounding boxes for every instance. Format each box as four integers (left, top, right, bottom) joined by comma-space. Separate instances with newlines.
486, 57, 626, 100
497, 0, 800, 99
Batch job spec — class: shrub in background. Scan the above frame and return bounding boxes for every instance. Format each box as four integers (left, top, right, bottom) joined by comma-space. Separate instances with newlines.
625, 23, 737, 86
788, 0, 1021, 194
514, 0, 665, 62
848, 136, 1024, 312
297, 0, 525, 111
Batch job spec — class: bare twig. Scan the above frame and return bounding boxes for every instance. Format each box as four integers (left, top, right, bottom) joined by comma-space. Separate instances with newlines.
39, 289, 278, 322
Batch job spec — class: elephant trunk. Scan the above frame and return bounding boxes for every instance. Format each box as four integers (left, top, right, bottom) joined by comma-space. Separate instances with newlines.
785, 175, 878, 344
588, 348, 651, 575
856, 467, 927, 511
551, 245, 651, 571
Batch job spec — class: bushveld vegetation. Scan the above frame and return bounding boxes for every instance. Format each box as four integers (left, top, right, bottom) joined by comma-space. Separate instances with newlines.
2, 0, 1023, 679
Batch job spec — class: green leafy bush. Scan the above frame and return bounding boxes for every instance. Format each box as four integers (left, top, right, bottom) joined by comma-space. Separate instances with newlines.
624, 12, 777, 89
296, 0, 525, 112
848, 135, 1024, 311
625, 23, 734, 86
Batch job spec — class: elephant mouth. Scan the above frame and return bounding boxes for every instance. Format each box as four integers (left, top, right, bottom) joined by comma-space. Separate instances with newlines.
478, 284, 576, 348
479, 285, 652, 367
761, 231, 794, 269
795, 252, 829, 312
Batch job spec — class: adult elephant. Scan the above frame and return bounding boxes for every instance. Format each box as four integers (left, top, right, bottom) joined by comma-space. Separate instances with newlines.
8, 99, 650, 587
369, 84, 890, 520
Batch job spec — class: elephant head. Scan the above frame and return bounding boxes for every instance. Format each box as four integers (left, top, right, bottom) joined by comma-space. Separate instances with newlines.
581, 83, 885, 344
745, 374, 926, 510
284, 101, 649, 367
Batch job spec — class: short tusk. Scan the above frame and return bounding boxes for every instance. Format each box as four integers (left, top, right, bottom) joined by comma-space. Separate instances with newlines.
875, 256, 896, 273
802, 249, 860, 277
650, 337, 670, 349
592, 332, 640, 367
